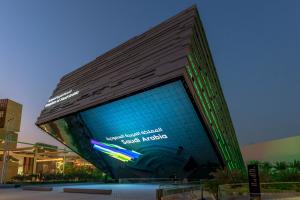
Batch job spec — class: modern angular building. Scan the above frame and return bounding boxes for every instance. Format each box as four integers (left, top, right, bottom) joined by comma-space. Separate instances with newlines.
36, 6, 244, 179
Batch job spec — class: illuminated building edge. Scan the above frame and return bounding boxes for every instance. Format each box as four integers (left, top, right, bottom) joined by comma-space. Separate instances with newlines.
36, 6, 245, 178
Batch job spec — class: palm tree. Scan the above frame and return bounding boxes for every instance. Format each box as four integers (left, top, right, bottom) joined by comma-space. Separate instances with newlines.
290, 160, 300, 172
260, 162, 272, 172
259, 162, 273, 182
274, 161, 288, 171
210, 168, 233, 184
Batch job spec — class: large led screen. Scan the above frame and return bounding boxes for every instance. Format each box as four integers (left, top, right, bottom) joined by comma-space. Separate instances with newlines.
40, 80, 220, 178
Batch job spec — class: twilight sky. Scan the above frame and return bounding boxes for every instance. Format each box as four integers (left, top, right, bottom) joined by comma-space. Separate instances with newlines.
0, 0, 299, 147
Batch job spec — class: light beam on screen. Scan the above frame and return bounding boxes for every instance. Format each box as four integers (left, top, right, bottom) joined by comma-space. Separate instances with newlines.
91, 139, 141, 162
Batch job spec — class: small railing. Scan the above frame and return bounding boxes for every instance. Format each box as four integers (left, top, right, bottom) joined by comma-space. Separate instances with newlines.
219, 182, 300, 200
157, 181, 204, 200
118, 177, 181, 184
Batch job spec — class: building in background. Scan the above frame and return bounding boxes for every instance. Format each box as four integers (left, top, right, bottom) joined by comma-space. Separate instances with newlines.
36, 6, 244, 179
242, 135, 300, 163
12, 143, 93, 176
0, 99, 22, 149
0, 99, 22, 183
2, 141, 94, 182
0, 99, 94, 182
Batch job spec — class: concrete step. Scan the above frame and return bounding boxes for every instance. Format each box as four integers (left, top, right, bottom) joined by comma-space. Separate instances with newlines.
0, 184, 19, 189
22, 186, 53, 191
63, 188, 112, 195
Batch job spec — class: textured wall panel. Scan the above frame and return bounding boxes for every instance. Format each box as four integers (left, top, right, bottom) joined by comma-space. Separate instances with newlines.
37, 7, 197, 124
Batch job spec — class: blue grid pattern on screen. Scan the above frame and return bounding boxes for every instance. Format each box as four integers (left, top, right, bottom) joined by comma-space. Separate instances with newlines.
80, 80, 219, 163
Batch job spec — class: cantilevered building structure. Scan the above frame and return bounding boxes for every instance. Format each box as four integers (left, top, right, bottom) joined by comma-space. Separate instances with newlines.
36, 6, 244, 179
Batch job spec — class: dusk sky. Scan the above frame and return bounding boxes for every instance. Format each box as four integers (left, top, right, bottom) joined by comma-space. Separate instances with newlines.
0, 0, 299, 147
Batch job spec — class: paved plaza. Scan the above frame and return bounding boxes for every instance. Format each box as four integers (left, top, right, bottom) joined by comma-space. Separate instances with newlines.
0, 184, 159, 200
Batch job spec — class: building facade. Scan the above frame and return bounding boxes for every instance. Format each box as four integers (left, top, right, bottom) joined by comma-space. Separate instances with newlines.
36, 6, 244, 179
0, 99, 22, 182
0, 99, 22, 149
242, 135, 300, 162
12, 143, 93, 176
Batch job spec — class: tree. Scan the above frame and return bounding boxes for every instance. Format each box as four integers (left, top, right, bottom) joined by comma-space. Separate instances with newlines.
274, 161, 288, 171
